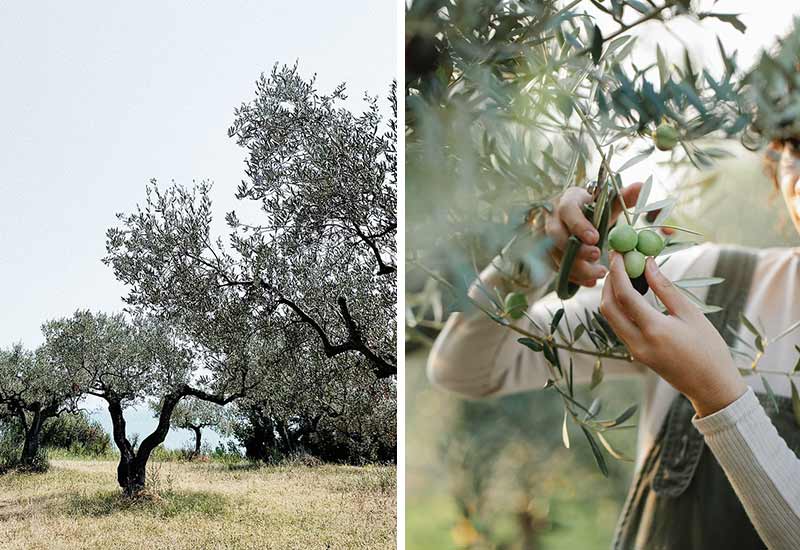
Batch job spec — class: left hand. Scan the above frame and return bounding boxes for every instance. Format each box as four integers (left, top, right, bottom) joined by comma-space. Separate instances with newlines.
600, 252, 747, 417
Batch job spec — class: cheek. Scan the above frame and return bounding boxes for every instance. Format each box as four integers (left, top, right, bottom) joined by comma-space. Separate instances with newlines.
780, 176, 800, 224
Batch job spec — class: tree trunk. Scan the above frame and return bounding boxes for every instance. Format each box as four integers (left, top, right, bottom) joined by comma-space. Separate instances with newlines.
191, 425, 202, 456
20, 409, 45, 470
107, 398, 141, 495
107, 393, 182, 497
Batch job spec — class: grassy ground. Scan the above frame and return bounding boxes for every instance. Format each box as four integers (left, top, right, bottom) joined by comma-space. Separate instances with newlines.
0, 458, 396, 550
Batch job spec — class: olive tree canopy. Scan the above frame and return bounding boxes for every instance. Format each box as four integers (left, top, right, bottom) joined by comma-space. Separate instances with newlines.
105, 64, 397, 380
0, 343, 84, 469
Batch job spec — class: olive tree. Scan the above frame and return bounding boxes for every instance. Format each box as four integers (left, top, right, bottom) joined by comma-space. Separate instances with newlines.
406, 0, 752, 478
156, 397, 230, 456
45, 310, 258, 496
0, 343, 83, 470
231, 333, 397, 463
105, 63, 397, 380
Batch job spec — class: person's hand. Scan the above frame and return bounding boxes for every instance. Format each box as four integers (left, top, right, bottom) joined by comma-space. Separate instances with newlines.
544, 183, 642, 288
600, 252, 747, 417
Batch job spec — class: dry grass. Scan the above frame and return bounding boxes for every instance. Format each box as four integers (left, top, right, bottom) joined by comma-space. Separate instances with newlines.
0, 458, 396, 550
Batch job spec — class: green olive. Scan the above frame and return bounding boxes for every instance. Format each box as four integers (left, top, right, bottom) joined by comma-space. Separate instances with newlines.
608, 223, 638, 252
624, 250, 647, 279
636, 229, 665, 257
504, 292, 528, 320
653, 123, 679, 151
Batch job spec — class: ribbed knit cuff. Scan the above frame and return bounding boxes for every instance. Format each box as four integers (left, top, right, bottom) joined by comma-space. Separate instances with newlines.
692, 386, 761, 436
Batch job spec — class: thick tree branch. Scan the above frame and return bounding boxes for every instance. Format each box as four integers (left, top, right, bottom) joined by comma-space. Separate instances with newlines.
352, 222, 396, 275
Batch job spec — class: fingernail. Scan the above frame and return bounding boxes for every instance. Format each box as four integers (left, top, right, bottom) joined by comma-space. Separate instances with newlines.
599, 266, 608, 276
583, 229, 598, 243
589, 247, 600, 260
647, 257, 658, 272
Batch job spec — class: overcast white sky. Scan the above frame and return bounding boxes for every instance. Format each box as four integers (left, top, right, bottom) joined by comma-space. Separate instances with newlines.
0, 1, 396, 448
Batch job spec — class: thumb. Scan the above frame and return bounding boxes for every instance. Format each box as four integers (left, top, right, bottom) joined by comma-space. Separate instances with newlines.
644, 257, 694, 318
610, 181, 642, 223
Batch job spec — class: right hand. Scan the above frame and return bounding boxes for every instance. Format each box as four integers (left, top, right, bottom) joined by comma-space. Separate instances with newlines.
544, 182, 642, 287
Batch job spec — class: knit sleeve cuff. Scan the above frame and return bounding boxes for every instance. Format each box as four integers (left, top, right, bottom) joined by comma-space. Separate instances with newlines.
692, 386, 761, 436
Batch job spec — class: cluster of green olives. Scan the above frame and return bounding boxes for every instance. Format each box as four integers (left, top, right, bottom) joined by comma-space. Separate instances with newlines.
607, 223, 665, 279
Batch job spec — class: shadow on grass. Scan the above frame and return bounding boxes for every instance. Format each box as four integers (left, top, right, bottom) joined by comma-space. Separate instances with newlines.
65, 490, 228, 519
221, 461, 264, 472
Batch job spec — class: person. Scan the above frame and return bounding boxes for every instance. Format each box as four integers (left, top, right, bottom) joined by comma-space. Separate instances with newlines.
428, 142, 800, 549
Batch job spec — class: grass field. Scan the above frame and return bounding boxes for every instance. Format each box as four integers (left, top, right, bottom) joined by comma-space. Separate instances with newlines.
0, 458, 396, 550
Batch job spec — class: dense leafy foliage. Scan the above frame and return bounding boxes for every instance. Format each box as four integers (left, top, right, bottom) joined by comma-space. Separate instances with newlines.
106, 64, 397, 380
0, 342, 85, 470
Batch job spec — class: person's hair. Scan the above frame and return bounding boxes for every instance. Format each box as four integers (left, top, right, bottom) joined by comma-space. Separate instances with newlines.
763, 140, 784, 189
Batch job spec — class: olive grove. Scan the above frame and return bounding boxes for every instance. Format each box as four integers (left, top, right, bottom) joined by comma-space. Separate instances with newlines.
0, 63, 396, 497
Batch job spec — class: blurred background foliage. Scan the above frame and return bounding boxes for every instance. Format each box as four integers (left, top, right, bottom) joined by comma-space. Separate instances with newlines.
405, 0, 800, 548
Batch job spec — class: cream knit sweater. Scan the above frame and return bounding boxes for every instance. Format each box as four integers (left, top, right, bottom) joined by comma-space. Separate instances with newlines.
428, 243, 800, 549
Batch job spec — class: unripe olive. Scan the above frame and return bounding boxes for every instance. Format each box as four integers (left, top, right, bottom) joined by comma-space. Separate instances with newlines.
504, 292, 528, 320
624, 250, 647, 278
636, 229, 665, 256
608, 223, 638, 252
653, 123, 679, 151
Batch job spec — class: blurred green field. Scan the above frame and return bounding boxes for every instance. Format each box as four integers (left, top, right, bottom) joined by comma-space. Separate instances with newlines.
405, 352, 639, 550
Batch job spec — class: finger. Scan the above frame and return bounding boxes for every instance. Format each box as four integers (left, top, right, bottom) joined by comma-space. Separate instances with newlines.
600, 274, 641, 342
608, 252, 661, 327
578, 244, 602, 262
557, 188, 598, 245
544, 215, 570, 250
569, 259, 607, 284
610, 181, 643, 223
644, 257, 696, 319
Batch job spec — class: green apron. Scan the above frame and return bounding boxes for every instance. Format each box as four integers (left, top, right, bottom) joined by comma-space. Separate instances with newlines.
612, 248, 800, 549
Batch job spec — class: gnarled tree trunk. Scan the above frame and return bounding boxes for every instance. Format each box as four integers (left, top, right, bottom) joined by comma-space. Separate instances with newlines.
104, 386, 238, 497
19, 408, 46, 470
107, 393, 181, 497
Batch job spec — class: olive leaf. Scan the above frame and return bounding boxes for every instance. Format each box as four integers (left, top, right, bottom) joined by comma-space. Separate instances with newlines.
596, 431, 634, 462
673, 277, 725, 289
517, 337, 543, 352
580, 425, 609, 477
793, 346, 800, 374
551, 308, 565, 335
590, 358, 604, 390
761, 376, 780, 414
634, 197, 675, 216
616, 147, 654, 173
772, 319, 800, 344
590, 24, 604, 65
631, 175, 653, 225
562, 410, 571, 449
792, 381, 800, 429
698, 12, 747, 34
676, 287, 723, 314
573, 323, 586, 343
593, 404, 638, 429
740, 313, 762, 338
